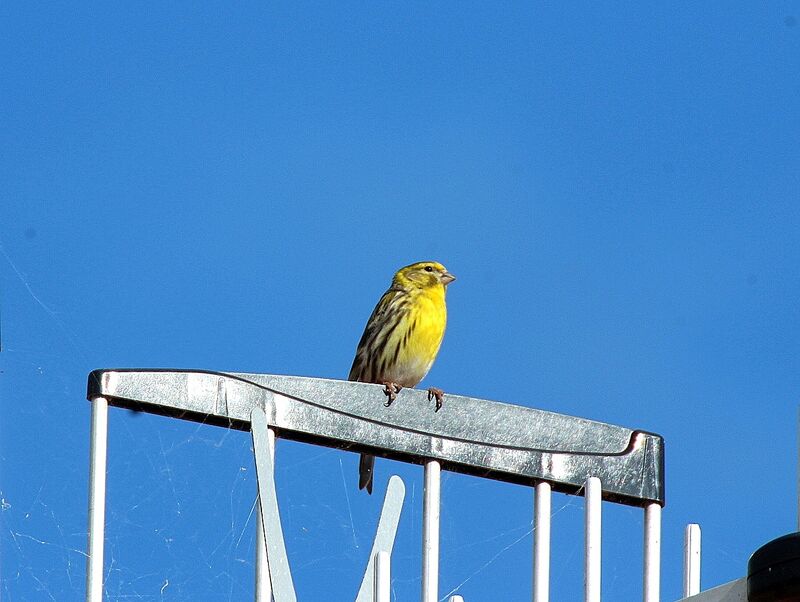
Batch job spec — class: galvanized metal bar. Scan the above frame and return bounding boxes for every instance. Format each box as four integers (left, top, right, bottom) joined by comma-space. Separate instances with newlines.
251, 407, 296, 602
355, 476, 406, 602
87, 370, 665, 507
533, 481, 552, 602
255, 425, 276, 602
584, 477, 601, 602
683, 524, 701, 597
85, 396, 109, 602
374, 551, 390, 602
422, 460, 441, 602
643, 502, 661, 602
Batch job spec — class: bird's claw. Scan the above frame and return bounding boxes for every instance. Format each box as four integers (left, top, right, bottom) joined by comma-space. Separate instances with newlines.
382, 382, 401, 406
427, 387, 444, 412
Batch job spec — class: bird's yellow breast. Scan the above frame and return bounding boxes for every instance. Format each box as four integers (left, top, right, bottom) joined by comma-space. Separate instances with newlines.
389, 285, 447, 386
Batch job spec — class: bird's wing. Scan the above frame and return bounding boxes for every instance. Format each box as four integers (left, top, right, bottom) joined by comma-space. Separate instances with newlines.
348, 286, 407, 383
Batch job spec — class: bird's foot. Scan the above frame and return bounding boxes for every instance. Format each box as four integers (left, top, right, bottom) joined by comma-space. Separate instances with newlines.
382, 382, 402, 406
427, 387, 444, 412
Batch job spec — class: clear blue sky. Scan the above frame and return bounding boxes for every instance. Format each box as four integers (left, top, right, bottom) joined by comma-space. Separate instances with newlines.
2, 3, 799, 600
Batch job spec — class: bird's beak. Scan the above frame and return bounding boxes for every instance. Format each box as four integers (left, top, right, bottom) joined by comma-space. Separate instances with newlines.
441, 272, 456, 285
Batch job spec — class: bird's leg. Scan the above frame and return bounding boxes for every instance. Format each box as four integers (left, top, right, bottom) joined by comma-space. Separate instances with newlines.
382, 382, 402, 406
427, 387, 444, 412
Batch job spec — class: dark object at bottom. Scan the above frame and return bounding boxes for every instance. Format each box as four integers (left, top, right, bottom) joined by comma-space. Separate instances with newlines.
748, 532, 800, 602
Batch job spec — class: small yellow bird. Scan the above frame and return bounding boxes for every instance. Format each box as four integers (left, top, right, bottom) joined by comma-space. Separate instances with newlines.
348, 261, 455, 494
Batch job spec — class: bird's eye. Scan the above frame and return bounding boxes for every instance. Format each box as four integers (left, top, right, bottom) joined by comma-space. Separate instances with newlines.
424, 266, 433, 272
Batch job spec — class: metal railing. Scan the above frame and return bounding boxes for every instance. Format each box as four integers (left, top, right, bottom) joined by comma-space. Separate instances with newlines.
84, 369, 666, 601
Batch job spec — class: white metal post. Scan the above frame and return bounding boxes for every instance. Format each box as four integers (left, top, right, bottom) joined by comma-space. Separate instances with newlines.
255, 427, 276, 602
86, 396, 109, 602
584, 477, 601, 602
643, 503, 661, 602
374, 550, 391, 602
683, 524, 701, 597
533, 481, 552, 602
449, 597, 465, 602
422, 459, 441, 602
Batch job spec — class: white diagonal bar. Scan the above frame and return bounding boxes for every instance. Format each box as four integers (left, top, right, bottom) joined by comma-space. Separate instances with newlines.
355, 476, 406, 602
255, 510, 272, 601
255, 425, 275, 602
533, 481, 551, 602
422, 459, 441, 602
683, 524, 701, 597
584, 477, 601, 602
374, 550, 391, 602
86, 396, 109, 602
251, 407, 296, 602
643, 503, 661, 602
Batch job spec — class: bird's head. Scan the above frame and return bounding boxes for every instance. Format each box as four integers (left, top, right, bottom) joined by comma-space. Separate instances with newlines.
393, 261, 456, 291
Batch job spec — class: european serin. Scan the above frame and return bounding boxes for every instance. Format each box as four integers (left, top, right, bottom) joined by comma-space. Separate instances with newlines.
348, 261, 455, 494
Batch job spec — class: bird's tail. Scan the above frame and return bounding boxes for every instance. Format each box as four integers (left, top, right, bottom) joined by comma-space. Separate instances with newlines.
359, 453, 374, 494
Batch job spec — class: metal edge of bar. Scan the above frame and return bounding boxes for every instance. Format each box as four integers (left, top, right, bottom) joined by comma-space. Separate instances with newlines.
680, 577, 745, 602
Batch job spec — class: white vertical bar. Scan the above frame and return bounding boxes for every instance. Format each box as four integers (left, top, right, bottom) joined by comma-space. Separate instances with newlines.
374, 550, 391, 602
86, 396, 109, 602
255, 428, 276, 602
683, 524, 701, 597
584, 477, 601, 602
422, 459, 441, 602
533, 481, 552, 602
643, 503, 661, 602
